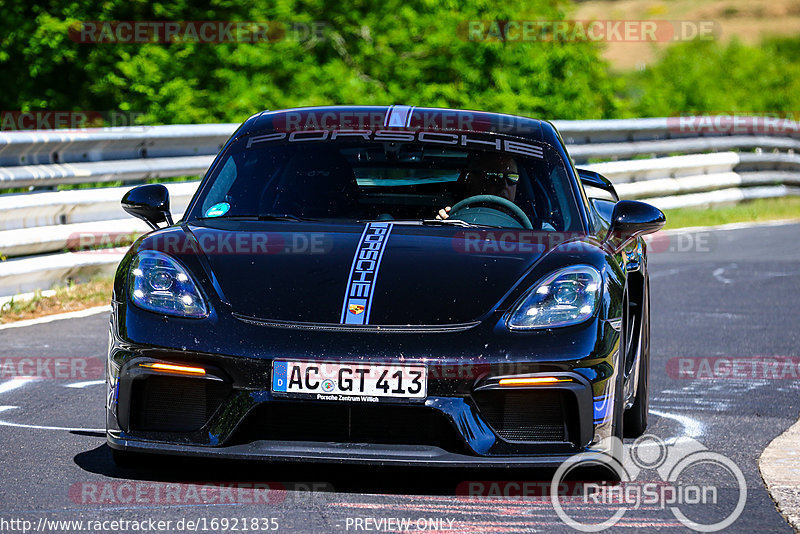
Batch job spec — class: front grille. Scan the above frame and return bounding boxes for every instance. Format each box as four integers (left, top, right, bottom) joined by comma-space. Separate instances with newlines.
473, 389, 573, 443
231, 402, 469, 453
130, 376, 229, 432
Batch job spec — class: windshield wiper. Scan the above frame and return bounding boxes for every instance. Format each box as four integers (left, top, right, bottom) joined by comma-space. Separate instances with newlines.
420, 219, 495, 228
256, 213, 311, 221
369, 218, 494, 228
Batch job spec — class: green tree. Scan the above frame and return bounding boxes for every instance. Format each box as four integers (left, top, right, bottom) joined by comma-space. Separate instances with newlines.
623, 37, 800, 117
1, 0, 623, 124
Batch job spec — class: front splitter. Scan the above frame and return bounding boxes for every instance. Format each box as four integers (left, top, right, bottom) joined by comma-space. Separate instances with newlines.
108, 435, 602, 469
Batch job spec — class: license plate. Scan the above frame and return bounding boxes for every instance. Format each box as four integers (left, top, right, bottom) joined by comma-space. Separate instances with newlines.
271, 360, 427, 400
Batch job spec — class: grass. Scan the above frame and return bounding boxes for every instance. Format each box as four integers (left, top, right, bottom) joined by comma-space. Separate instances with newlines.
662, 196, 800, 229
0, 197, 798, 324
0, 277, 113, 324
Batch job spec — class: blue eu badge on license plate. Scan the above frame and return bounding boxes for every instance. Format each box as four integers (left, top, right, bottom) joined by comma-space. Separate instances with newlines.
272, 361, 288, 392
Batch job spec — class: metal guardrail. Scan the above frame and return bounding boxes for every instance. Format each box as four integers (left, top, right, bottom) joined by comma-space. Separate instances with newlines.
0, 156, 213, 189
1, 116, 798, 300
0, 124, 237, 166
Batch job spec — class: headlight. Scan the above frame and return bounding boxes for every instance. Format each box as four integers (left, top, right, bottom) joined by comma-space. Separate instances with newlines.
506, 266, 602, 330
129, 251, 208, 318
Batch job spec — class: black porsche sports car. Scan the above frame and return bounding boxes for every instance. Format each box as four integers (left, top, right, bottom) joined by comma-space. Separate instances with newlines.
107, 105, 665, 467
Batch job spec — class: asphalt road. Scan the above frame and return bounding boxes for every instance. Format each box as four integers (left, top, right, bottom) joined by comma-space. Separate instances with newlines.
1, 221, 799, 533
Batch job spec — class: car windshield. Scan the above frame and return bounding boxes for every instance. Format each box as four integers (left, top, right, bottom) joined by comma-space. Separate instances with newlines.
188, 130, 584, 231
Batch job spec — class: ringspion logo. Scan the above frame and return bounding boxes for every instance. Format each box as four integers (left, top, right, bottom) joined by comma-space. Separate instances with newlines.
550, 435, 746, 531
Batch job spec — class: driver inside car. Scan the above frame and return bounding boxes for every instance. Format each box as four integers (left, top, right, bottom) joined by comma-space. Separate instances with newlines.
436, 152, 520, 220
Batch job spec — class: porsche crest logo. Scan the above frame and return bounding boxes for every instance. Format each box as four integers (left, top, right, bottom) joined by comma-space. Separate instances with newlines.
348, 304, 365, 315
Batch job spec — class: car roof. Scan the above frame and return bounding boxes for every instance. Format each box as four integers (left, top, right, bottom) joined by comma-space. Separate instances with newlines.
244, 105, 556, 143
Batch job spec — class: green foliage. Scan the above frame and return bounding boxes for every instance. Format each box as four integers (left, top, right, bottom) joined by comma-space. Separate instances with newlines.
623, 36, 800, 117
1, 0, 623, 123
2, 1, 798, 124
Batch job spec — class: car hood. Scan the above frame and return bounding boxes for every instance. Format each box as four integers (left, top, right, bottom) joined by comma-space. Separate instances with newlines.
185, 221, 552, 326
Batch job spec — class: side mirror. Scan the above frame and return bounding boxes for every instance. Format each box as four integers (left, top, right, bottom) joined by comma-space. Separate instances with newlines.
577, 168, 619, 202
605, 200, 666, 253
121, 184, 173, 230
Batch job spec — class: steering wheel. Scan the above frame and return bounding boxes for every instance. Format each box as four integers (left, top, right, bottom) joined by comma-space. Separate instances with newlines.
448, 195, 534, 229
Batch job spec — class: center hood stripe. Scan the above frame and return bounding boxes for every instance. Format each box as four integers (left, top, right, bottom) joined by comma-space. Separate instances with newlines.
340, 222, 394, 325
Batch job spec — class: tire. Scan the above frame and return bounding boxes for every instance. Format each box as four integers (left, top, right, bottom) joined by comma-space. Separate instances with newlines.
624, 278, 650, 438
